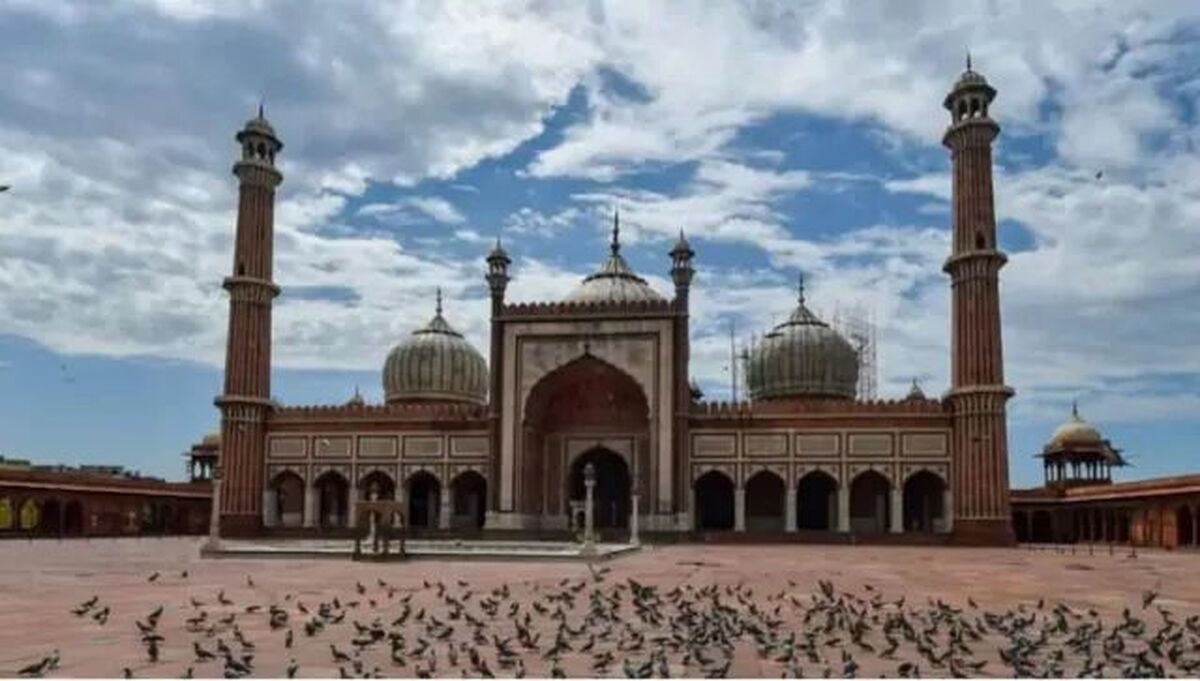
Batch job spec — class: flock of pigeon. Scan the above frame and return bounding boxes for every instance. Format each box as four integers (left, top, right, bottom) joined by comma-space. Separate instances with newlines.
15, 563, 1200, 678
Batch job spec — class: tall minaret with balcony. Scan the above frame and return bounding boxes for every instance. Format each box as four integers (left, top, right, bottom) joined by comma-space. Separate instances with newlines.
216, 106, 283, 536
485, 239, 511, 513
670, 231, 694, 525
942, 59, 1014, 545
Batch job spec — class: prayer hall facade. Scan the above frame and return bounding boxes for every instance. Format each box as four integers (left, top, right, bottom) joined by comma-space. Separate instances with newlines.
212, 65, 1016, 545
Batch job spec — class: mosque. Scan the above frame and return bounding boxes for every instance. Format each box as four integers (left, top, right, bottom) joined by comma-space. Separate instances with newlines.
210, 64, 1015, 545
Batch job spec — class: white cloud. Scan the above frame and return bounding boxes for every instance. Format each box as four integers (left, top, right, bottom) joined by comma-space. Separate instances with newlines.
0, 0, 1198, 438
358, 196, 466, 225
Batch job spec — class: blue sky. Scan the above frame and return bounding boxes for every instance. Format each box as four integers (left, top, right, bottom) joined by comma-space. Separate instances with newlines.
1, 1, 1199, 485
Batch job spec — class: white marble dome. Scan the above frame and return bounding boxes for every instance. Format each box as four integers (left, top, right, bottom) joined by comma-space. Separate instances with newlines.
382, 292, 488, 405
745, 289, 859, 400
563, 212, 664, 304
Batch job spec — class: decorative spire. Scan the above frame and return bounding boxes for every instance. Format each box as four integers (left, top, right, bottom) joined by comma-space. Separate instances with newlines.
797, 271, 806, 304
611, 207, 621, 254
1071, 399, 1079, 420
258, 97, 265, 119
965, 49, 972, 72
435, 287, 443, 316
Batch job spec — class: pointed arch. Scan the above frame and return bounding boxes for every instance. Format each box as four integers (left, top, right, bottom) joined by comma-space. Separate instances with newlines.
313, 470, 350, 529
850, 470, 891, 533
797, 471, 839, 531
745, 470, 786, 533
451, 471, 487, 530
694, 470, 735, 531
406, 471, 442, 530
270, 470, 306, 528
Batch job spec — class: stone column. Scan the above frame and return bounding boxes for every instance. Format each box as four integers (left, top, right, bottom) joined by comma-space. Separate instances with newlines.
942, 488, 954, 533
204, 472, 222, 551
367, 488, 379, 547
630, 492, 640, 545
734, 486, 746, 532
262, 488, 278, 528
785, 487, 798, 533
438, 489, 452, 530
347, 481, 358, 530
582, 466, 596, 554
890, 485, 903, 534
303, 483, 316, 529
1192, 505, 1199, 546
837, 482, 850, 533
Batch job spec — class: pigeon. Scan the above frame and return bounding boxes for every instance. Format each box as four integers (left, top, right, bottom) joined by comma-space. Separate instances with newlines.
286, 659, 299, 678
17, 655, 52, 678
148, 572, 160, 583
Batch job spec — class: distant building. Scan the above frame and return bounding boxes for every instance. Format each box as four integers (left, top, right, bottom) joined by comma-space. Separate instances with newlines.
0, 455, 210, 538
205, 65, 1014, 545
1011, 407, 1200, 549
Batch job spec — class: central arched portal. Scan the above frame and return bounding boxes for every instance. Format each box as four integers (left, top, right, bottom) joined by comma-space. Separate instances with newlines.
569, 448, 631, 529
520, 354, 650, 525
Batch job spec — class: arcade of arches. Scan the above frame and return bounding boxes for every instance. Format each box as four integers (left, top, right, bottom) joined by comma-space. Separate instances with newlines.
263, 468, 488, 532
1013, 501, 1200, 549
0, 481, 208, 538
693, 468, 951, 535
518, 355, 650, 529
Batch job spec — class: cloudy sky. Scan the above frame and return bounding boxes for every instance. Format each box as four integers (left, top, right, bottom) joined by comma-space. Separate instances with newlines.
1, 0, 1198, 484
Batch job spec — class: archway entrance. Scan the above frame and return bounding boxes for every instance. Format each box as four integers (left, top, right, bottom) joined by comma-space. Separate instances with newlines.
522, 354, 649, 522
40, 499, 63, 536
745, 471, 785, 533
850, 471, 890, 534
359, 471, 397, 502
407, 472, 441, 529
797, 471, 838, 530
694, 471, 734, 531
1177, 505, 1195, 547
452, 471, 487, 530
902, 471, 945, 532
64, 500, 85, 536
1031, 510, 1053, 542
271, 471, 306, 528
569, 449, 630, 529
314, 471, 349, 529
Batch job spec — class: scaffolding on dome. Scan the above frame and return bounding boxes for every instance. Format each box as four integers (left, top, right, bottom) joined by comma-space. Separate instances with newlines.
833, 303, 878, 401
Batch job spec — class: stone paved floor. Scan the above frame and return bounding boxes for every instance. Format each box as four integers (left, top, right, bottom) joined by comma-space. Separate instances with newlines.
1, 538, 1197, 678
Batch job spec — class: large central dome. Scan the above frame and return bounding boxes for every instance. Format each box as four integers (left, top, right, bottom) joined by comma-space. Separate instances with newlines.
745, 280, 859, 400
563, 212, 664, 304
382, 290, 488, 405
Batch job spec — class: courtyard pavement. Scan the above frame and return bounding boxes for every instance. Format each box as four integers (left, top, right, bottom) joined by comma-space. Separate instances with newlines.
1, 538, 1197, 678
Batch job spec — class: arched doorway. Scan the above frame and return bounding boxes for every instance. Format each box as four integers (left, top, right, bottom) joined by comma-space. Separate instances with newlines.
359, 471, 397, 502
40, 499, 63, 536
1177, 505, 1195, 547
850, 471, 890, 534
1031, 510, 1053, 543
522, 355, 649, 521
1013, 511, 1029, 542
407, 472, 441, 529
270, 471, 306, 528
569, 449, 630, 530
797, 471, 838, 531
902, 471, 945, 532
694, 471, 734, 531
18, 499, 40, 532
745, 471, 785, 533
314, 471, 349, 529
0, 497, 14, 531
451, 471, 487, 530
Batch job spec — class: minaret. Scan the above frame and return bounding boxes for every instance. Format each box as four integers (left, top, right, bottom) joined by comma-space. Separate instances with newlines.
485, 238, 511, 512
942, 59, 1015, 545
670, 230, 694, 524
215, 106, 283, 536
